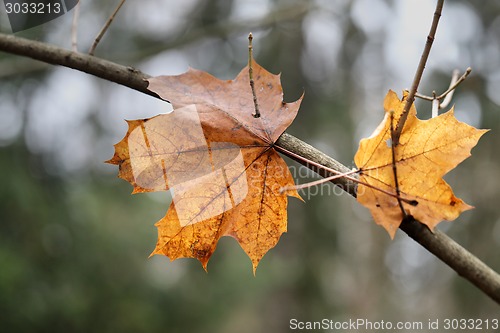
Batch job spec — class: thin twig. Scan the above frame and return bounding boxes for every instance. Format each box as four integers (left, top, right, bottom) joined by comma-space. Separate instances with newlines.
439, 67, 472, 100
389, 110, 408, 216
275, 144, 418, 206
415, 92, 440, 101
432, 95, 440, 118
393, 0, 444, 145
416, 67, 471, 102
0, 32, 499, 304
280, 169, 359, 194
438, 69, 460, 108
88, 0, 126, 56
248, 33, 260, 118
71, 1, 80, 52
414, 67, 471, 117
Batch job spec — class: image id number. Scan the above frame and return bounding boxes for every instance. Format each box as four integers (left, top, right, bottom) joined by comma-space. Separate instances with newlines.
443, 318, 499, 330
5, 2, 61, 14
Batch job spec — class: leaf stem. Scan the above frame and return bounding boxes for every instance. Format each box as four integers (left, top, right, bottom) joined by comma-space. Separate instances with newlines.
275, 144, 417, 205
280, 169, 359, 194
248, 33, 261, 118
393, 0, 444, 145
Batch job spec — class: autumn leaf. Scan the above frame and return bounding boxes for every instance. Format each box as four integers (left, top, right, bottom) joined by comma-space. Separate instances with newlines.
354, 90, 488, 238
107, 59, 302, 272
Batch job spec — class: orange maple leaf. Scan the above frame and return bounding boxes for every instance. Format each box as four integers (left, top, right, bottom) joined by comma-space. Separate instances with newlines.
107, 59, 302, 272
354, 90, 488, 238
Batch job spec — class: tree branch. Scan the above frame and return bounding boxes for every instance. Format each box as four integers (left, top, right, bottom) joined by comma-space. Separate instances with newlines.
393, 0, 444, 145
1, 32, 499, 304
0, 33, 155, 98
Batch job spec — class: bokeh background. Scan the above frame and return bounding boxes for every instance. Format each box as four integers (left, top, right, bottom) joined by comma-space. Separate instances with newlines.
1, 0, 499, 331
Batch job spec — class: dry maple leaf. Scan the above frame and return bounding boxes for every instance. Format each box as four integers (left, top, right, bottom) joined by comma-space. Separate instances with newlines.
107, 59, 302, 272
354, 90, 488, 238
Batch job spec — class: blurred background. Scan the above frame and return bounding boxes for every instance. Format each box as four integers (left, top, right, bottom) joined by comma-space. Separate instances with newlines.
1, 0, 499, 331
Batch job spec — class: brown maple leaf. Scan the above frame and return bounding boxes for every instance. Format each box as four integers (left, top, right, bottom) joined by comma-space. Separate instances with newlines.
107, 59, 302, 272
354, 90, 488, 238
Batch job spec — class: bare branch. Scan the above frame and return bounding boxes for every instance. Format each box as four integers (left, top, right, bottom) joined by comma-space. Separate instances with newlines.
438, 68, 460, 108
0, 33, 154, 98
248, 33, 260, 118
71, 0, 81, 52
415, 67, 471, 118
432, 94, 440, 118
416, 67, 471, 104
393, 0, 444, 145
88, 0, 126, 56
389, 110, 408, 216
